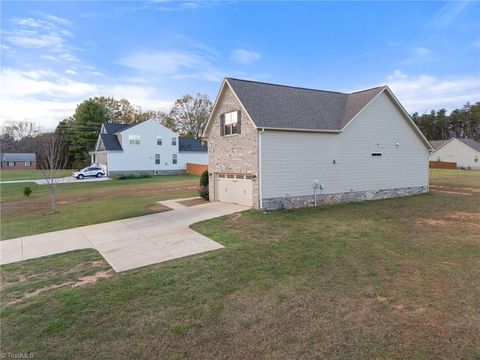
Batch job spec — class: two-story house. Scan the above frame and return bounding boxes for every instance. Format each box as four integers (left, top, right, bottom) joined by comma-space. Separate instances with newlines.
91, 119, 208, 176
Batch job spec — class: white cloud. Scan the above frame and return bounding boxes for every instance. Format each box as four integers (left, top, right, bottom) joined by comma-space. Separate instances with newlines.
230, 49, 261, 64
414, 47, 431, 56
383, 70, 480, 113
430, 0, 470, 28
0, 68, 173, 130
119, 49, 223, 81
3, 15, 76, 61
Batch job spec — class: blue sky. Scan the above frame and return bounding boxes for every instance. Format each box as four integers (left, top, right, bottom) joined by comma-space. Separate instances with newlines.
1, 1, 479, 129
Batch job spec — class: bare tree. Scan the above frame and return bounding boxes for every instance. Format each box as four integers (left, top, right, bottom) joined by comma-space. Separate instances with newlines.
35, 132, 69, 213
2, 120, 41, 140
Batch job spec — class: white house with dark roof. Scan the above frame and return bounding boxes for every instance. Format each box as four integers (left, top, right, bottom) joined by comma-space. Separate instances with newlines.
430, 138, 480, 169
203, 78, 432, 209
91, 118, 208, 175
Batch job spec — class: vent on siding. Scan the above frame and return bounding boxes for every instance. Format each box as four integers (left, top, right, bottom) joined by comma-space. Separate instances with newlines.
371, 152, 382, 157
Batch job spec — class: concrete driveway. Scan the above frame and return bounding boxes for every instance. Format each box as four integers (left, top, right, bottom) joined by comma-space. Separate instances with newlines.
0, 199, 248, 272
0, 176, 111, 185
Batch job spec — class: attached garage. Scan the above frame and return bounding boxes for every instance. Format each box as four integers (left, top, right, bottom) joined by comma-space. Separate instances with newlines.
215, 174, 253, 207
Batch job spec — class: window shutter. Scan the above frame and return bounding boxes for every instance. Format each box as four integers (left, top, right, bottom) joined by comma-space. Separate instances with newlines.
220, 114, 225, 136
237, 110, 241, 134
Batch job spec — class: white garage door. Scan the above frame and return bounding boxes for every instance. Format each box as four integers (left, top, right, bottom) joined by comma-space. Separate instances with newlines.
216, 174, 253, 207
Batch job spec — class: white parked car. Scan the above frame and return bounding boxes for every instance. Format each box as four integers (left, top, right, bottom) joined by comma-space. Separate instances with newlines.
73, 166, 105, 180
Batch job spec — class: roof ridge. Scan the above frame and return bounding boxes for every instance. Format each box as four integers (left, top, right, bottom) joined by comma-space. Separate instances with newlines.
348, 86, 386, 95
226, 77, 347, 95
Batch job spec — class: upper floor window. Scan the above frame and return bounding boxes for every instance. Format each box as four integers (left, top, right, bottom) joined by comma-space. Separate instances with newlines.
172, 154, 177, 164
157, 137, 162, 145
172, 137, 177, 146
128, 135, 140, 145
155, 154, 161, 165
223, 111, 238, 136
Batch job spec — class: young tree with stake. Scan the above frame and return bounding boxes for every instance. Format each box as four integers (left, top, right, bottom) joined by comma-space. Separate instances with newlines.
35, 132, 69, 214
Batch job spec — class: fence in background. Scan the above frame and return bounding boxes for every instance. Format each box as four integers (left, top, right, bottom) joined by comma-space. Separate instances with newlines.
429, 161, 456, 169
186, 163, 208, 175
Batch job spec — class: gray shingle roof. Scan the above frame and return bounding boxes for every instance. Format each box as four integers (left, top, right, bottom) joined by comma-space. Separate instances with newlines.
2, 153, 36, 161
100, 134, 123, 151
457, 138, 480, 152
179, 137, 207, 152
226, 78, 385, 131
103, 123, 133, 134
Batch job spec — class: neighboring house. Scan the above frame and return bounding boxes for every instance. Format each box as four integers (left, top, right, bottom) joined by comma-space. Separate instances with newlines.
0, 153, 37, 170
204, 78, 432, 209
429, 138, 480, 169
91, 118, 208, 175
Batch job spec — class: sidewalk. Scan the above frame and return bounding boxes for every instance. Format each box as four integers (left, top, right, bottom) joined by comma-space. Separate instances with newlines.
0, 198, 248, 272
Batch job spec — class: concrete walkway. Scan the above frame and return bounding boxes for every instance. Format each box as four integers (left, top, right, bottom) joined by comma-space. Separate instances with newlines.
0, 199, 248, 272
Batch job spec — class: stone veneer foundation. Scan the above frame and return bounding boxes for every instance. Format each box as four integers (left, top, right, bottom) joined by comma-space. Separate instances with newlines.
261, 186, 429, 210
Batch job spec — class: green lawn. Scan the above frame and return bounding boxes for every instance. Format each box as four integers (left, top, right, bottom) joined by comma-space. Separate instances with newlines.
430, 168, 480, 187
0, 169, 73, 181
1, 169, 479, 359
0, 175, 199, 240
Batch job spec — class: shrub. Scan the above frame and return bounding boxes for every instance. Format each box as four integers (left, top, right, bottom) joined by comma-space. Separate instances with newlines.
199, 170, 209, 200
23, 186, 32, 197
200, 170, 209, 187
113, 172, 153, 180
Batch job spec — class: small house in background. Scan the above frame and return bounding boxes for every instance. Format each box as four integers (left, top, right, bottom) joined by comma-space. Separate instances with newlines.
0, 153, 37, 170
429, 138, 480, 169
90, 118, 208, 176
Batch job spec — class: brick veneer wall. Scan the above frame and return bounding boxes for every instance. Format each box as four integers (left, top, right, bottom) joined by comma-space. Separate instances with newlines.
206, 84, 260, 208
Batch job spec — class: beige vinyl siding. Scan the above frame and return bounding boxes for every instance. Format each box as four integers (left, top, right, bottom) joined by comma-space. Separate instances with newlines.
429, 139, 480, 169
261, 92, 429, 199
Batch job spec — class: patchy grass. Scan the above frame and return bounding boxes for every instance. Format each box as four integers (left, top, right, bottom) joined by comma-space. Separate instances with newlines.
0, 169, 73, 181
430, 168, 480, 187
1, 169, 479, 359
0, 175, 199, 239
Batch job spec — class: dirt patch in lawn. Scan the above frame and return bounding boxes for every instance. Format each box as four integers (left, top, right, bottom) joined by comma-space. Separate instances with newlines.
446, 211, 480, 221
178, 198, 208, 207
4, 270, 114, 306
430, 185, 480, 193
431, 188, 472, 196
417, 211, 480, 230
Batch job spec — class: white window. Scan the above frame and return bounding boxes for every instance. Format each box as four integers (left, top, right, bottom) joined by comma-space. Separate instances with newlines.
475, 155, 478, 163
8, 161, 15, 167
172, 137, 177, 146
157, 137, 162, 145
24, 161, 31, 167
155, 154, 161, 165
172, 154, 177, 164
223, 111, 238, 136
128, 135, 140, 145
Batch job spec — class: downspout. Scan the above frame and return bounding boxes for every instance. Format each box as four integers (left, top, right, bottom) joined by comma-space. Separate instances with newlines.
258, 128, 265, 210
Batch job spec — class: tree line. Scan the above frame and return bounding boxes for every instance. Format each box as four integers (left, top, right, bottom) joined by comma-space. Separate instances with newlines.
1, 94, 212, 169
411, 102, 480, 141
